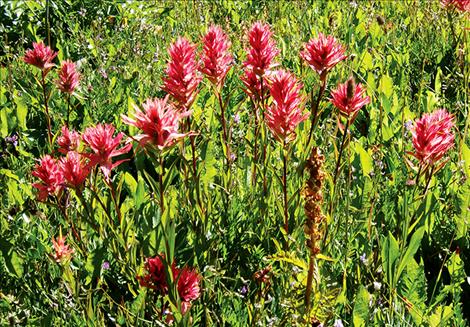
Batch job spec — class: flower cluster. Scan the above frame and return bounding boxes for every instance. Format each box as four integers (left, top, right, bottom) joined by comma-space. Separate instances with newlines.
52, 234, 74, 263
264, 70, 309, 143
122, 96, 192, 150
441, 0, 470, 11
200, 25, 233, 88
241, 22, 280, 101
303, 147, 326, 256
330, 78, 370, 122
82, 124, 132, 180
56, 60, 80, 94
162, 37, 202, 110
137, 254, 201, 314
32, 124, 131, 200
410, 109, 455, 166
23, 42, 57, 74
300, 33, 347, 78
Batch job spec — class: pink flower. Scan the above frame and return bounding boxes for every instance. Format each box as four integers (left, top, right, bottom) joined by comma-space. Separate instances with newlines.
330, 79, 370, 121
200, 25, 233, 88
59, 151, 90, 189
56, 60, 80, 93
240, 68, 266, 101
32, 155, 64, 201
57, 126, 81, 154
174, 266, 201, 314
243, 22, 280, 76
137, 254, 170, 294
410, 109, 455, 166
264, 70, 309, 143
122, 96, 191, 150
300, 33, 347, 77
52, 234, 74, 263
82, 124, 132, 179
162, 37, 202, 110
23, 42, 58, 73
441, 0, 470, 11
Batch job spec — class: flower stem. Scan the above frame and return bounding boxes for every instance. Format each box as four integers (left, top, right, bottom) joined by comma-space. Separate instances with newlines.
159, 154, 165, 213
329, 119, 350, 216
41, 72, 53, 146
282, 143, 289, 235
216, 89, 230, 170
66, 92, 71, 128
305, 254, 315, 313
307, 74, 327, 147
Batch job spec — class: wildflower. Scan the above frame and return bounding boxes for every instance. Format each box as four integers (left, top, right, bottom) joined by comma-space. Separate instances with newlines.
441, 0, 470, 12
264, 70, 309, 144
102, 261, 110, 270
373, 281, 382, 291
330, 78, 370, 122
137, 254, 169, 294
23, 41, 57, 74
82, 124, 132, 180
56, 60, 80, 94
200, 25, 232, 88
57, 126, 81, 154
162, 37, 202, 110
59, 151, 90, 190
410, 109, 454, 166
174, 266, 201, 314
300, 33, 347, 78
122, 96, 192, 150
240, 67, 266, 101
32, 155, 64, 201
243, 22, 279, 76
52, 233, 74, 263
333, 319, 344, 327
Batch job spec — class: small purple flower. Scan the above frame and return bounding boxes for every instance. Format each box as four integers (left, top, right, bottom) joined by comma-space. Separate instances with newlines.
102, 261, 110, 270
5, 134, 18, 147
233, 113, 240, 124
360, 253, 368, 266
239, 284, 249, 296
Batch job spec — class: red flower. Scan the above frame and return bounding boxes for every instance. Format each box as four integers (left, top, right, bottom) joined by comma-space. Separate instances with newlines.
32, 155, 64, 201
174, 266, 201, 314
410, 109, 455, 166
137, 254, 170, 294
241, 68, 267, 101
82, 124, 132, 179
23, 42, 57, 74
52, 234, 74, 263
57, 126, 81, 154
56, 60, 80, 94
264, 70, 309, 143
330, 79, 370, 121
162, 37, 202, 110
200, 25, 233, 88
122, 96, 192, 150
243, 22, 280, 76
441, 0, 470, 11
59, 151, 90, 190
300, 33, 347, 77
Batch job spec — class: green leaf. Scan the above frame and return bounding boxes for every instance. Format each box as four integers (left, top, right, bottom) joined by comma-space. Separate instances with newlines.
382, 232, 400, 287
396, 226, 424, 280
356, 143, 373, 177
353, 286, 370, 327
378, 74, 393, 98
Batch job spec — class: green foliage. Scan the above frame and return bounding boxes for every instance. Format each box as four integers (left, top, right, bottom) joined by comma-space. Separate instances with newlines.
1, 0, 469, 326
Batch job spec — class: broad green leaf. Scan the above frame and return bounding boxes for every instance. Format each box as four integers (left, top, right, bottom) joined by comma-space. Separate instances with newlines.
356, 143, 373, 177
396, 226, 424, 280
379, 74, 393, 98
353, 286, 369, 327
382, 232, 400, 287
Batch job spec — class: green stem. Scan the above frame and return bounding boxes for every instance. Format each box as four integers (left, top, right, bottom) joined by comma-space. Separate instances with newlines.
41, 72, 53, 146
307, 73, 328, 147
